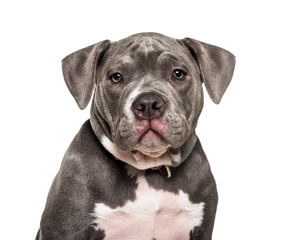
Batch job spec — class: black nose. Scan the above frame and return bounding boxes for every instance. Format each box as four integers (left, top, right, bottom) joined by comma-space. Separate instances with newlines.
132, 93, 166, 120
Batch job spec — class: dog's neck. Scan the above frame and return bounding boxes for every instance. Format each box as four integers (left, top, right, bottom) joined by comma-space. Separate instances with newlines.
90, 102, 198, 171
99, 135, 181, 170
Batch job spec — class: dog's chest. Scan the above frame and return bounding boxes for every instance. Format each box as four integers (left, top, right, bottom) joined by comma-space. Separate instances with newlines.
92, 175, 205, 240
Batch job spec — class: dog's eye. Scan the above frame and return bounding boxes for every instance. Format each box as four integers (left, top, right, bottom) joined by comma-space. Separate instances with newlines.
110, 73, 122, 83
172, 69, 186, 80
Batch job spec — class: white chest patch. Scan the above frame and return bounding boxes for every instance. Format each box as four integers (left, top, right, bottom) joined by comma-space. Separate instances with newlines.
92, 175, 205, 240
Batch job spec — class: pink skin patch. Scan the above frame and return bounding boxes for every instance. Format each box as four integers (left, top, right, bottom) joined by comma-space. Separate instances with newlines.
92, 174, 205, 240
151, 119, 169, 136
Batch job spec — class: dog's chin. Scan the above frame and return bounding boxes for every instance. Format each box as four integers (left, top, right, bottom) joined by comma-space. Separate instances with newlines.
134, 130, 171, 158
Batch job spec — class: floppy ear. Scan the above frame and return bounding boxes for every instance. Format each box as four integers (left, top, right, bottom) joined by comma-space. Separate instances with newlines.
62, 40, 111, 109
181, 38, 236, 104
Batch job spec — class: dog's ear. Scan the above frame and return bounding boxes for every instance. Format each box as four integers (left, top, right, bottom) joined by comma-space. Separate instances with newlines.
62, 40, 111, 109
181, 38, 235, 104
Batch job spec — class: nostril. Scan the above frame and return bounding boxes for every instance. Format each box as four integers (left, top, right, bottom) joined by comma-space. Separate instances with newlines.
153, 101, 164, 110
132, 100, 146, 112
137, 104, 145, 111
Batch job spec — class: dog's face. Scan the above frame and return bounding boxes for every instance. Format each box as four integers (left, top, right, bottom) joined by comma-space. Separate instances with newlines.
62, 33, 235, 168
96, 34, 203, 155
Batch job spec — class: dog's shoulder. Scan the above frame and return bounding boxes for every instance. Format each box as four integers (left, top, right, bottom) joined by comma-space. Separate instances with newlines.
61, 120, 110, 166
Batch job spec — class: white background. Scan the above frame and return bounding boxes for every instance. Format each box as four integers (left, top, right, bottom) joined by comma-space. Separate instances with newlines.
1, 0, 293, 239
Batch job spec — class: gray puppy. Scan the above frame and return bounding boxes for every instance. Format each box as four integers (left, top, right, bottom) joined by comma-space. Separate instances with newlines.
36, 32, 235, 240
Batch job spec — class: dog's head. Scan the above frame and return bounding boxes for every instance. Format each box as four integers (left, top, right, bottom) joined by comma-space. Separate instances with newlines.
62, 33, 235, 170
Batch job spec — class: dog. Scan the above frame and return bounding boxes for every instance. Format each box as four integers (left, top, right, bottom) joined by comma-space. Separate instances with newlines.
36, 32, 235, 240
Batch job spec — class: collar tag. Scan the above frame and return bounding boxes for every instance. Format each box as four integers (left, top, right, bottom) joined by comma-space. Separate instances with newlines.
158, 165, 171, 178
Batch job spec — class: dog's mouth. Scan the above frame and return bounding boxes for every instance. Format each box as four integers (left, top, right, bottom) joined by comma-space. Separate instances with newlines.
104, 115, 184, 170
134, 117, 170, 149
137, 129, 166, 148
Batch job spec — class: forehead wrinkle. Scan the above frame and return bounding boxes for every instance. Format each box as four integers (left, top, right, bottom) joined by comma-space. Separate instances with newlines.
119, 55, 134, 65
158, 52, 179, 62
105, 55, 135, 73
157, 52, 193, 70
